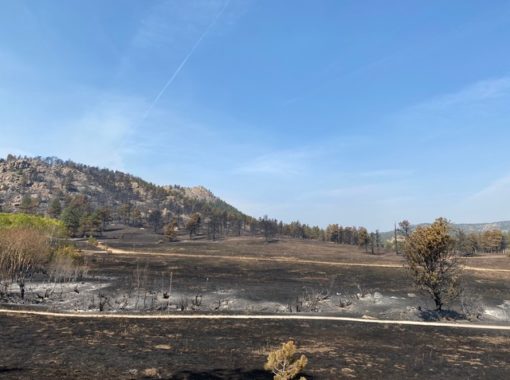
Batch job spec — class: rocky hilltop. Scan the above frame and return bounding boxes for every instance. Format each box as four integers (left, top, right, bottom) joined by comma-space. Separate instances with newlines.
0, 155, 244, 221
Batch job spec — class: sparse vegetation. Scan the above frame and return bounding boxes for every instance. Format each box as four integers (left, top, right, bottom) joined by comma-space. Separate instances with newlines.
264, 340, 307, 380
0, 157, 399, 247
3, 0, 510, 376
164, 221, 178, 241
0, 213, 85, 300
0, 227, 50, 299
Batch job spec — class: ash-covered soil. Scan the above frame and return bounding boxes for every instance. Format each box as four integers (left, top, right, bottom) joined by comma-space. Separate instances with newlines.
2, 230, 509, 323
1, 314, 510, 379
2, 229, 510, 379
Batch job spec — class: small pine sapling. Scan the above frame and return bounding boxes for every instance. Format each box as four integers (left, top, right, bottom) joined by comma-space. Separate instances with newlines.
264, 340, 307, 380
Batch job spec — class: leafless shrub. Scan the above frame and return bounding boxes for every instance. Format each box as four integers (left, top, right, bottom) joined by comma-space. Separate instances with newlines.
213, 298, 228, 311
191, 294, 202, 309
89, 294, 96, 310
48, 247, 87, 284
133, 263, 148, 310
0, 228, 50, 299
459, 290, 485, 321
297, 281, 334, 312
116, 294, 129, 310
355, 283, 371, 300
338, 296, 352, 308
32, 245, 88, 300
98, 292, 110, 312
161, 271, 173, 303
179, 296, 189, 311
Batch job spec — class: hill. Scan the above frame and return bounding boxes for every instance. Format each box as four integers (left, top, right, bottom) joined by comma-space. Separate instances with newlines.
0, 155, 247, 224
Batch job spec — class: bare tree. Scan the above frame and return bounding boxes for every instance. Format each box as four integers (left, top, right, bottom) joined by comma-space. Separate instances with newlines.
133, 263, 148, 310
399, 220, 411, 238
260, 215, 277, 242
394, 222, 399, 255
148, 210, 163, 233
207, 214, 222, 241
186, 213, 201, 240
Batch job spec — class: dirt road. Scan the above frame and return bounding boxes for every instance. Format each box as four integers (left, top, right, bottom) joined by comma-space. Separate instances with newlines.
1, 308, 509, 331
93, 244, 510, 273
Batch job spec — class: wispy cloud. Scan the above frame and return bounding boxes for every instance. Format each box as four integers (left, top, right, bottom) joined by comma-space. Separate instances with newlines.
406, 76, 510, 112
133, 1, 226, 48
467, 174, 510, 202
143, 0, 231, 119
449, 174, 510, 223
389, 75, 510, 144
0, 98, 139, 171
283, 54, 394, 106
51, 94, 147, 170
359, 169, 414, 178
313, 184, 379, 198
234, 150, 311, 176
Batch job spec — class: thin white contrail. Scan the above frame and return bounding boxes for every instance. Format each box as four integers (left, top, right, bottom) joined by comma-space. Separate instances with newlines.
143, 0, 230, 119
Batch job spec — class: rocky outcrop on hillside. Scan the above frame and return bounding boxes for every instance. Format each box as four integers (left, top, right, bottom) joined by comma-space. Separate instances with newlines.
0, 155, 244, 220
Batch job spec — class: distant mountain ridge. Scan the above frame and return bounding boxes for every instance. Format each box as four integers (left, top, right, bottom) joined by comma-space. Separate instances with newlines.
0, 155, 246, 221
409, 221, 510, 233
381, 220, 510, 241
451, 221, 510, 233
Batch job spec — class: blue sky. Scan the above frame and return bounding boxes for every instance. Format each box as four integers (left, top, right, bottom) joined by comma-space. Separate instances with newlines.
2, 1, 510, 230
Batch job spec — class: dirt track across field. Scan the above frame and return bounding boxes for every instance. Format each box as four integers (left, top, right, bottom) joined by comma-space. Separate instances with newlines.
2, 312, 510, 379
95, 245, 510, 273
1, 308, 509, 331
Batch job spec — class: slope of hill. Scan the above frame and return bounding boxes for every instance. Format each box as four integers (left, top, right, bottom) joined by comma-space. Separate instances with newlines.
0, 155, 246, 221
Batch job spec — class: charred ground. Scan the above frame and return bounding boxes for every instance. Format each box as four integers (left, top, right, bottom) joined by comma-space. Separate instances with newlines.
1, 314, 510, 379
1, 226, 510, 379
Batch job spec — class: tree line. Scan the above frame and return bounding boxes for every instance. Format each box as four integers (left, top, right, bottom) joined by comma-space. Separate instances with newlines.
390, 219, 509, 256
15, 193, 389, 251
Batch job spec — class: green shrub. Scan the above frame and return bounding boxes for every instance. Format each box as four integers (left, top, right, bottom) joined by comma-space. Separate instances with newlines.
0, 213, 66, 236
87, 236, 98, 246
51, 245, 84, 265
